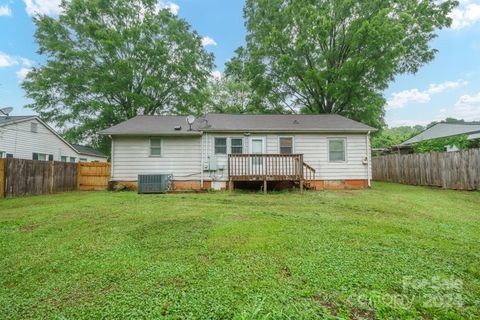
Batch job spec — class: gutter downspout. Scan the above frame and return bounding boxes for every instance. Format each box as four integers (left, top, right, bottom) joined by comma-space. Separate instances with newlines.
366, 131, 371, 187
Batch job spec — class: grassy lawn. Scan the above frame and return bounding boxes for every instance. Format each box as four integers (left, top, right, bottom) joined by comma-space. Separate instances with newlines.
0, 182, 479, 319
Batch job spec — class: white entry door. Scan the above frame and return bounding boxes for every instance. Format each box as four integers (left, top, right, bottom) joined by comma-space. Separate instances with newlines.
250, 137, 266, 173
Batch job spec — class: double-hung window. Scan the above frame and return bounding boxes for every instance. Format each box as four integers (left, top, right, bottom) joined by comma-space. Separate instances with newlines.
279, 137, 293, 154
231, 138, 243, 154
214, 138, 227, 155
328, 138, 346, 162
150, 138, 162, 156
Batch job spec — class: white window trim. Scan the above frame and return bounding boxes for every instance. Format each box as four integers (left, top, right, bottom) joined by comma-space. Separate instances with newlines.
214, 137, 228, 155
249, 136, 267, 154
278, 136, 295, 154
230, 137, 244, 154
149, 137, 163, 157
328, 137, 347, 163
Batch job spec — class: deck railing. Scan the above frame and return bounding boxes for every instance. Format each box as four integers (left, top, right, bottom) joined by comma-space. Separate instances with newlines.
228, 154, 316, 181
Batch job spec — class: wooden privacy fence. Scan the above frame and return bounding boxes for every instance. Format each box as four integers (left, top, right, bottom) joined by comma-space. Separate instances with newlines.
372, 148, 480, 190
78, 162, 111, 191
0, 158, 111, 198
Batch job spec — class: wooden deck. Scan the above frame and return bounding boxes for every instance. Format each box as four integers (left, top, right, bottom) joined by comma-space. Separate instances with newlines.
227, 154, 316, 193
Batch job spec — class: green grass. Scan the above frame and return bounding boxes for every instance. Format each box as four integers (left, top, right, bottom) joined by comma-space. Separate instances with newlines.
0, 182, 479, 319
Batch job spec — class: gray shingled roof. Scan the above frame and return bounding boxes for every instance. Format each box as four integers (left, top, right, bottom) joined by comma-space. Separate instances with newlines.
0, 115, 36, 126
400, 123, 480, 146
99, 113, 376, 135
72, 144, 108, 158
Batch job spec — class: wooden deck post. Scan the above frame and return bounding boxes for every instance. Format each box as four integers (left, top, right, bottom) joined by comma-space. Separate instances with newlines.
263, 179, 267, 194
299, 154, 304, 194
229, 179, 233, 192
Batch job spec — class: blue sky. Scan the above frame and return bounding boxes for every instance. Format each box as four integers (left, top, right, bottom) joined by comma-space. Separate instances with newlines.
1, 0, 480, 127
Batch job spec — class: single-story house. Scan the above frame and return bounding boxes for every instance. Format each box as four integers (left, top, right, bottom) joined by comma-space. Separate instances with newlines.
396, 122, 480, 153
100, 113, 376, 191
0, 115, 108, 162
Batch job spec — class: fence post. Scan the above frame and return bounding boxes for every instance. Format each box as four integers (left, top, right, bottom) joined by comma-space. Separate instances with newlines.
77, 162, 81, 191
49, 161, 55, 194
0, 159, 4, 198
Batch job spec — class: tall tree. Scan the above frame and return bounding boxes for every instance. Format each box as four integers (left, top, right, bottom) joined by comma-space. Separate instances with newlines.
233, 0, 457, 127
23, 0, 214, 153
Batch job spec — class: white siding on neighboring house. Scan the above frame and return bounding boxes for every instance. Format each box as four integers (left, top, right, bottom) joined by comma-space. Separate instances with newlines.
0, 119, 79, 161
203, 132, 371, 181
111, 136, 202, 181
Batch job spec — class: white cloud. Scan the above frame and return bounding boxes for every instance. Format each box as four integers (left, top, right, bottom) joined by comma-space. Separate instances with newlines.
449, 1, 480, 30
156, 1, 179, 15
386, 80, 468, 109
387, 89, 431, 109
201, 36, 217, 47
427, 80, 468, 94
0, 52, 19, 68
210, 70, 223, 81
24, 0, 62, 16
451, 92, 480, 120
16, 67, 32, 80
0, 5, 12, 16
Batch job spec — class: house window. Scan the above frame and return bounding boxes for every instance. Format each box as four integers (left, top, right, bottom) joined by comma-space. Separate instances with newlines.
0, 151, 5, 158
61, 156, 68, 162
231, 138, 243, 154
6, 153, 13, 158
279, 137, 294, 154
30, 122, 38, 133
70, 157, 76, 163
33, 153, 48, 161
80, 158, 88, 162
328, 139, 346, 162
150, 138, 162, 156
214, 138, 227, 155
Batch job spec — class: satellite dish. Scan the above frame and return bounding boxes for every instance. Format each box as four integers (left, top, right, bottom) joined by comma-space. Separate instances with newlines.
186, 115, 196, 131
186, 115, 196, 125
0, 107, 13, 116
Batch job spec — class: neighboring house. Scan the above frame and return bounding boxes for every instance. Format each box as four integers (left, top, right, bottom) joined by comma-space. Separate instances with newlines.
100, 113, 376, 191
396, 123, 480, 154
72, 144, 109, 162
0, 115, 108, 162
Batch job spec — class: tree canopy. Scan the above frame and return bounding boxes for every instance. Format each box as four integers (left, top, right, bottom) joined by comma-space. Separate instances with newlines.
229, 0, 457, 128
23, 0, 214, 153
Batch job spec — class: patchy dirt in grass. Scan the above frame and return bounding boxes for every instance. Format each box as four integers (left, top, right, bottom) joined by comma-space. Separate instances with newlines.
19, 223, 41, 232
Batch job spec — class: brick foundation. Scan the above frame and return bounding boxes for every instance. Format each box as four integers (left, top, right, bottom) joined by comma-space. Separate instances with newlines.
110, 179, 369, 192
309, 180, 368, 190
109, 180, 212, 192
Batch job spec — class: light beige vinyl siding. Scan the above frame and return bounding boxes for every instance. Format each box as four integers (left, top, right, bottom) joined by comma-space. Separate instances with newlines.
111, 136, 202, 181
111, 132, 371, 182
205, 132, 370, 181
0, 119, 79, 161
